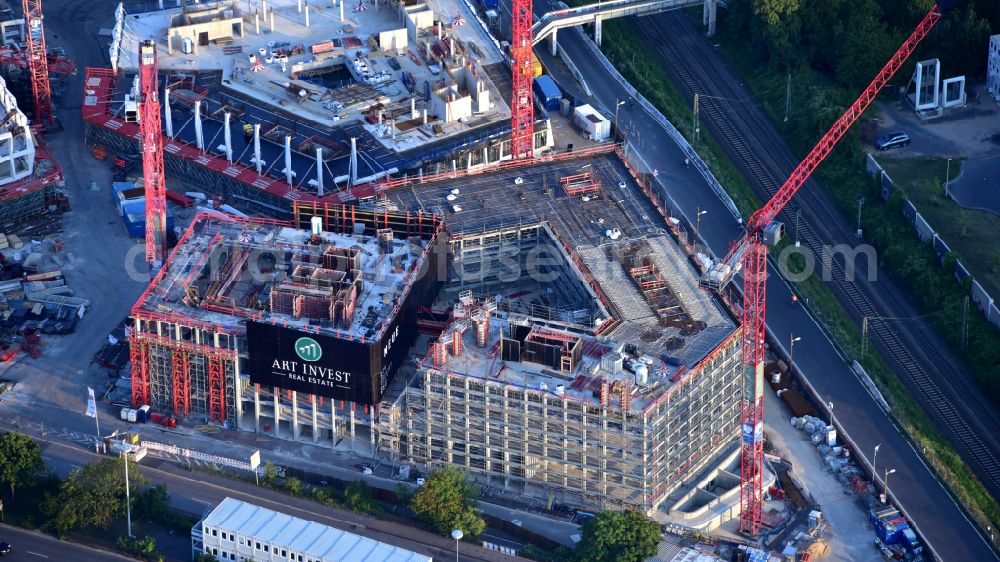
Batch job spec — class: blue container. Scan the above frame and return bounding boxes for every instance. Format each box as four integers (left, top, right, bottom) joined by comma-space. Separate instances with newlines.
121, 201, 174, 239
480, 0, 498, 10
533, 75, 561, 111
112, 181, 136, 205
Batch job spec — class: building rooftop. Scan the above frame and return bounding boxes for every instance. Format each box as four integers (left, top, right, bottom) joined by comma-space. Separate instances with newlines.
200, 497, 431, 562
133, 209, 442, 342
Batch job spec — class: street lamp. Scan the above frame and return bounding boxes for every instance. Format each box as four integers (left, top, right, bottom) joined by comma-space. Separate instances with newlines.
695, 208, 708, 244
451, 529, 463, 562
873, 444, 881, 490
789, 333, 801, 375
883, 468, 897, 504
614, 99, 626, 141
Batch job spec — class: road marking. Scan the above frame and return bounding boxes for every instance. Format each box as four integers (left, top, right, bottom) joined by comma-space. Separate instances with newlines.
27, 551, 49, 558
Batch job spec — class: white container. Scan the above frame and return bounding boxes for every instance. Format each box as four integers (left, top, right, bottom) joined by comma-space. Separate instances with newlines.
126, 408, 137, 423
573, 104, 611, 142
181, 37, 194, 54
120, 407, 130, 420
555, 384, 565, 396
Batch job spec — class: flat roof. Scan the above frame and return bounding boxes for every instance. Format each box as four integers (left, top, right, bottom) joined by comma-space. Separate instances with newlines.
133, 210, 442, 342
201, 497, 431, 562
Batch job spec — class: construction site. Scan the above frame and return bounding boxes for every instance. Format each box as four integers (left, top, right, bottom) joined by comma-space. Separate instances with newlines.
0, 1, 67, 226
83, 0, 560, 216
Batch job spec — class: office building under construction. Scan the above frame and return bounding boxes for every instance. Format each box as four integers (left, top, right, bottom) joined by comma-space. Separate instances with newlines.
129, 203, 445, 446
372, 151, 744, 513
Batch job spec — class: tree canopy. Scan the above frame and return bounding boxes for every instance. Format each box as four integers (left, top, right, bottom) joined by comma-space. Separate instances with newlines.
46, 457, 148, 531
0, 431, 45, 498
409, 467, 485, 537
575, 510, 661, 562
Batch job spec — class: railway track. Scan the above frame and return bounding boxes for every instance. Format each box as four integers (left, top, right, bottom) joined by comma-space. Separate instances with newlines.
630, 12, 1000, 496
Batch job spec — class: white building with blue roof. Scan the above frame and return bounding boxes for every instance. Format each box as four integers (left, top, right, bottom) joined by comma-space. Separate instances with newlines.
193, 497, 433, 562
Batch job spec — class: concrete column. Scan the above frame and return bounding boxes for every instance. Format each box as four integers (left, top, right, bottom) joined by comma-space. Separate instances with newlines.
550, 28, 557, 57
349, 137, 358, 186
703, 0, 717, 37
305, 2, 310, 27
340, 0, 344, 21
284, 135, 293, 186
466, 151, 472, 170
158, 0, 163, 9
292, 391, 300, 440
262, 0, 267, 15
422, 108, 427, 125
194, 100, 204, 150
482, 146, 488, 165
255, 10, 260, 34
350, 405, 356, 444
166, 32, 173, 55
311, 395, 319, 444
594, 16, 602, 46
270, 8, 275, 32
410, 97, 416, 118
254, 384, 260, 432
315, 147, 324, 196
223, 112, 233, 162
297, 0, 302, 13
164, 88, 173, 138
253, 123, 262, 174
391, 118, 396, 142
331, 399, 338, 441
273, 387, 280, 437
370, 409, 376, 455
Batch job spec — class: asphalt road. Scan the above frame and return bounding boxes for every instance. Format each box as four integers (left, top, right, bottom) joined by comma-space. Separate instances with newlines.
524, 10, 999, 562
0, 524, 131, 561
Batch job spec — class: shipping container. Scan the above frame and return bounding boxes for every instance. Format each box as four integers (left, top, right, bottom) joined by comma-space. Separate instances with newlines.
480, 0, 498, 10
533, 75, 562, 111
137, 405, 151, 423
122, 201, 175, 239
531, 51, 543, 78
573, 104, 611, 142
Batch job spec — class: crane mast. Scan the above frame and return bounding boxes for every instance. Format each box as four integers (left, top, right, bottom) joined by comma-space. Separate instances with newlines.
138, 40, 168, 267
728, 6, 942, 535
22, 0, 52, 125
509, 0, 534, 160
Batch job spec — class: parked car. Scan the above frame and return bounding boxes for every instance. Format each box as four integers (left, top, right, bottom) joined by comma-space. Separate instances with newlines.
0, 541, 11, 556
875, 131, 910, 150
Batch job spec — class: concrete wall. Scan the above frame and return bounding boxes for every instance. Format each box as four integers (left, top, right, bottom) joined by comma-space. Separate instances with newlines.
377, 28, 408, 53
403, 5, 433, 44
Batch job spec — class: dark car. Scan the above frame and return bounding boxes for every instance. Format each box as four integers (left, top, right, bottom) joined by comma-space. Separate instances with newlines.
0, 541, 11, 556
875, 131, 910, 150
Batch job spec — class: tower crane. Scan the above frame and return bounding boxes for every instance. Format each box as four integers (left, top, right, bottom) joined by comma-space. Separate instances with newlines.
0, 46, 74, 76
21, 0, 54, 125
698, 5, 942, 535
135, 40, 168, 267
509, 0, 534, 160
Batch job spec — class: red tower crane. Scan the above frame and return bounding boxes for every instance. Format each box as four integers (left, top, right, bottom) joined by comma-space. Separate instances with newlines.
509, 0, 534, 160
22, 0, 53, 125
0, 47, 74, 76
137, 40, 168, 266
699, 6, 942, 536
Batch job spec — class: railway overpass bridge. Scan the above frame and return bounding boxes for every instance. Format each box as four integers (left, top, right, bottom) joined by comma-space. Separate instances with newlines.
532, 0, 723, 55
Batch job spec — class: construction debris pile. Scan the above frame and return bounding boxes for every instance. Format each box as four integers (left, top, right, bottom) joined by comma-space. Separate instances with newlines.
789, 415, 927, 561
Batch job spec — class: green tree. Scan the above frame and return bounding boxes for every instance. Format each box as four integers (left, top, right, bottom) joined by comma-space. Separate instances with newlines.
409, 467, 485, 537
134, 484, 170, 522
262, 461, 278, 486
49, 457, 148, 531
575, 510, 660, 562
285, 476, 304, 496
344, 480, 380, 515
0, 432, 45, 498
394, 482, 413, 508
116, 535, 159, 560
